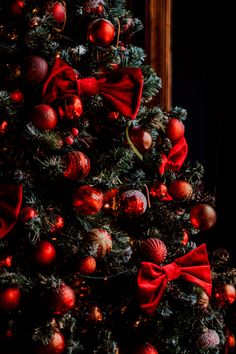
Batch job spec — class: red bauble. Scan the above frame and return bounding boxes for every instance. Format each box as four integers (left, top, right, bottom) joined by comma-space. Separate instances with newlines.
71, 128, 79, 136
83, 1, 104, 14
78, 256, 96, 274
166, 118, 185, 143
150, 182, 167, 200
10, 0, 25, 17
86, 228, 112, 257
120, 190, 147, 217
20, 207, 38, 223
50, 284, 75, 314
21, 56, 48, 84
190, 204, 217, 230
35, 331, 65, 354
88, 19, 115, 46
58, 94, 83, 120
48, 2, 66, 24
168, 180, 193, 200
33, 241, 56, 266
182, 229, 189, 246
214, 284, 236, 306
10, 89, 24, 103
134, 343, 158, 354
129, 126, 153, 153
73, 186, 103, 215
198, 329, 220, 350
30, 104, 58, 130
0, 287, 21, 311
63, 151, 90, 181
141, 238, 167, 264
107, 112, 120, 121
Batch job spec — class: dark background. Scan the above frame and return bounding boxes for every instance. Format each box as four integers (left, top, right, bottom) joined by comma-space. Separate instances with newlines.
130, 1, 235, 256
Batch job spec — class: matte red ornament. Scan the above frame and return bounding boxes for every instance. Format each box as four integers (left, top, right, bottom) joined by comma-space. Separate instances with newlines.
190, 204, 217, 230
166, 118, 185, 143
141, 238, 167, 264
0, 287, 21, 311
120, 190, 147, 217
49, 2, 66, 24
129, 126, 153, 153
35, 330, 65, 354
86, 228, 112, 257
33, 240, 56, 266
88, 19, 115, 46
78, 256, 96, 274
134, 343, 159, 354
22, 56, 48, 84
198, 329, 220, 350
50, 283, 75, 314
150, 182, 167, 200
10, 89, 24, 103
30, 104, 58, 130
20, 206, 38, 223
73, 185, 103, 215
168, 180, 193, 200
57, 94, 83, 120
64, 151, 90, 181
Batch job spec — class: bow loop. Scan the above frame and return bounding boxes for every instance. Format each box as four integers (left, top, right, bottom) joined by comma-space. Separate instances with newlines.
159, 137, 188, 175
163, 262, 181, 281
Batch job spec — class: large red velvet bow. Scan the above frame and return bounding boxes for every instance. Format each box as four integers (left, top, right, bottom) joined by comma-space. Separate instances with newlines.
42, 57, 143, 120
137, 244, 212, 315
159, 137, 188, 175
0, 183, 23, 238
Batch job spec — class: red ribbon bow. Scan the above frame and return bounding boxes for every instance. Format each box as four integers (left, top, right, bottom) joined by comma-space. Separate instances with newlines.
0, 183, 23, 238
137, 244, 212, 315
159, 136, 188, 175
42, 57, 143, 120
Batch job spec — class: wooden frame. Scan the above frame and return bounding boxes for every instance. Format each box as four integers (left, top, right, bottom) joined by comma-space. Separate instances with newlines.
145, 0, 172, 111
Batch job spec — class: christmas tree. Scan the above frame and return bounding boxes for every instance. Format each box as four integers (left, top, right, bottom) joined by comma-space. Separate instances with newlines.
0, 1, 235, 353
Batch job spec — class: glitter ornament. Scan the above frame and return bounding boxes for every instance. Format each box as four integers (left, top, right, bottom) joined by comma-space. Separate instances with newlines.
190, 204, 217, 230
73, 186, 103, 215
86, 228, 112, 257
166, 118, 185, 143
50, 283, 75, 314
198, 329, 220, 350
30, 104, 58, 130
120, 190, 147, 217
141, 238, 167, 264
78, 256, 96, 274
168, 180, 193, 200
88, 19, 115, 46
64, 151, 90, 181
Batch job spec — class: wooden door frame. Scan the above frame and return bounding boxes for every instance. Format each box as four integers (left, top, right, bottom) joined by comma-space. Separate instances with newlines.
145, 0, 172, 111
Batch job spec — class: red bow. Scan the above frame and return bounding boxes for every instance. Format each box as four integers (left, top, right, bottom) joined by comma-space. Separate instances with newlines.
137, 244, 212, 315
159, 137, 188, 175
42, 57, 143, 120
0, 183, 23, 238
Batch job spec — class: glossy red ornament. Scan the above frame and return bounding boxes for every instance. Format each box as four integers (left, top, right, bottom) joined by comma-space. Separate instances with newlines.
86, 228, 112, 257
49, 2, 66, 24
107, 111, 120, 121
134, 343, 158, 354
30, 104, 58, 130
150, 182, 167, 200
78, 256, 96, 274
0, 287, 21, 311
50, 283, 75, 314
71, 128, 79, 136
33, 241, 56, 266
64, 136, 74, 145
88, 19, 115, 46
73, 186, 103, 215
168, 180, 193, 200
10, 89, 24, 103
20, 206, 38, 223
83, 1, 104, 14
214, 284, 236, 306
129, 126, 153, 153
64, 151, 90, 181
21, 56, 48, 84
58, 94, 83, 120
190, 203, 217, 230
182, 229, 189, 246
120, 190, 147, 217
35, 330, 65, 354
141, 238, 167, 264
166, 118, 185, 143
10, 0, 25, 17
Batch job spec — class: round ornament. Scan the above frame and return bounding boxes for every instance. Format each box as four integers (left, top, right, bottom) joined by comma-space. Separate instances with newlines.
48, 1, 66, 24
33, 240, 56, 266
35, 330, 65, 354
63, 151, 90, 181
134, 343, 158, 354
0, 287, 21, 311
20, 207, 38, 223
83, 1, 104, 14
150, 182, 167, 200
88, 19, 115, 46
73, 186, 103, 215
78, 256, 96, 274
214, 284, 236, 306
198, 329, 220, 350
21, 56, 48, 84
168, 180, 193, 200
190, 204, 217, 230
166, 118, 185, 143
120, 190, 147, 217
71, 128, 79, 136
129, 126, 153, 153
50, 283, 75, 314
64, 136, 74, 145
141, 238, 167, 264
86, 228, 112, 257
58, 94, 83, 120
30, 104, 58, 130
